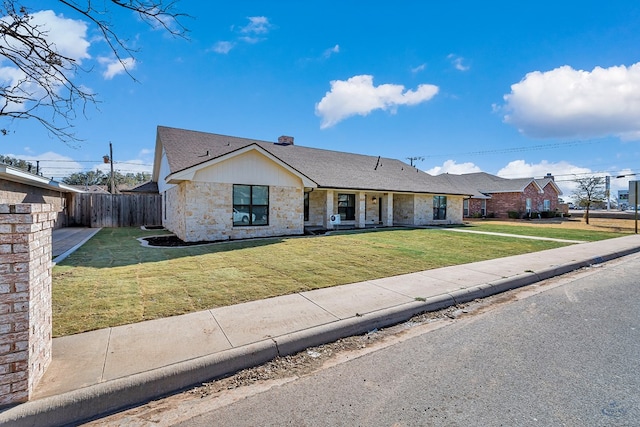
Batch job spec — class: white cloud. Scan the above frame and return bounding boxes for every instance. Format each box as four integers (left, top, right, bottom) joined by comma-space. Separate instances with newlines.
501, 63, 640, 140
411, 63, 426, 74
100, 57, 136, 80
323, 44, 340, 59
495, 159, 587, 179
0, 10, 91, 111
497, 159, 594, 201
240, 16, 271, 35
215, 16, 272, 51
315, 75, 439, 128
426, 160, 482, 175
241, 16, 270, 34
212, 41, 235, 54
28, 10, 91, 64
447, 54, 469, 71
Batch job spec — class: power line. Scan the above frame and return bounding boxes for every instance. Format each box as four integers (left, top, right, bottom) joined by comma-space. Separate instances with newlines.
423, 138, 609, 159
23, 159, 152, 166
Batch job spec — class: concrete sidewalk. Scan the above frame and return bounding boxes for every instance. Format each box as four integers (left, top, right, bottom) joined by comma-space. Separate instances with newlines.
3, 232, 640, 426
52, 227, 101, 264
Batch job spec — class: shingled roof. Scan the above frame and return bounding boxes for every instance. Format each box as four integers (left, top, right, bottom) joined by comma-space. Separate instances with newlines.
155, 126, 471, 196
438, 172, 561, 197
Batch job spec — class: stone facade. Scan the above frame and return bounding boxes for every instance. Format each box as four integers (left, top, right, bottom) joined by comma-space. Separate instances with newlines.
0, 179, 70, 229
392, 194, 463, 226
166, 181, 303, 242
0, 204, 54, 406
306, 190, 327, 226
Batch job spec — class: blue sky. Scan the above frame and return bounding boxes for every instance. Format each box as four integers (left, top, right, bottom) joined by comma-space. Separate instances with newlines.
3, 1, 640, 200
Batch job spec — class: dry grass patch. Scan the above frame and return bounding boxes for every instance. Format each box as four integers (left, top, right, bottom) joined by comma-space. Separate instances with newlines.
466, 217, 633, 239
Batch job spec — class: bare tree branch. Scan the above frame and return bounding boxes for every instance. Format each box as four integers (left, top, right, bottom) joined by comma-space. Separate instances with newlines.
0, 0, 189, 143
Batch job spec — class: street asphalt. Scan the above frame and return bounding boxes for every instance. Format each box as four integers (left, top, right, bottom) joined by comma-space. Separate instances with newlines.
2, 228, 640, 426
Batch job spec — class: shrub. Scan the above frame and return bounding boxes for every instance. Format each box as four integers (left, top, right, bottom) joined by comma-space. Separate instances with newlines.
507, 211, 520, 219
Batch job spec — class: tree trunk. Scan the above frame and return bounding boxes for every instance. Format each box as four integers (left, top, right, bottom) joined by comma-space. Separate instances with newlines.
584, 204, 590, 225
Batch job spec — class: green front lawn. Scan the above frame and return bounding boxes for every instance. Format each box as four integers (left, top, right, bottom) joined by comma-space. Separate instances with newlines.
52, 226, 610, 336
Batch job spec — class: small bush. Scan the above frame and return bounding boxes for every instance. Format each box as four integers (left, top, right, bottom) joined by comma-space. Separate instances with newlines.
507, 211, 520, 219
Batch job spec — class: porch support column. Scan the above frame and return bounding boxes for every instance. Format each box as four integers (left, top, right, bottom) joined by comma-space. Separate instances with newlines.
383, 193, 394, 226
325, 190, 334, 229
357, 192, 366, 228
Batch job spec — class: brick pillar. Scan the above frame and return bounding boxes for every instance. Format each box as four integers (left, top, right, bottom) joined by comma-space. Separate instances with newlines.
0, 204, 54, 406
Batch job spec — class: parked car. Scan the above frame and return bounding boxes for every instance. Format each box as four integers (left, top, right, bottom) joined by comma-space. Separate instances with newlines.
233, 208, 255, 224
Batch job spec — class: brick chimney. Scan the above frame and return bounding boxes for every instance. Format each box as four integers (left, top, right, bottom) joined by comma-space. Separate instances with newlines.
277, 135, 294, 145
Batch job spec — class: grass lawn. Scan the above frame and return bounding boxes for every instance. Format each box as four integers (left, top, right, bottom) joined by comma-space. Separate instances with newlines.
52, 220, 627, 337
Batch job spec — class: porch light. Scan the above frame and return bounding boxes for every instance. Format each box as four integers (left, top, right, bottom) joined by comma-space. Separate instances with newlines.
372, 196, 377, 204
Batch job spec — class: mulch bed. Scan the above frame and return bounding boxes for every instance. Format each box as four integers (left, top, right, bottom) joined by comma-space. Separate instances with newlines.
143, 235, 214, 247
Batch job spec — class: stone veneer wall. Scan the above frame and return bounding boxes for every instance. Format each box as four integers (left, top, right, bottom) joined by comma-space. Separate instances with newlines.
163, 184, 186, 240
0, 204, 54, 406
174, 182, 303, 242
393, 194, 414, 225
306, 190, 327, 227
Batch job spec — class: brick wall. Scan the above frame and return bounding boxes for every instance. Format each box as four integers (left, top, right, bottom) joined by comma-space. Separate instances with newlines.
0, 204, 54, 406
0, 179, 69, 229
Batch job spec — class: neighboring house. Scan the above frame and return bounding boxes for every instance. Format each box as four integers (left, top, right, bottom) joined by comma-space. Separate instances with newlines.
0, 163, 82, 228
120, 181, 159, 194
68, 184, 110, 194
152, 126, 472, 242
440, 172, 563, 218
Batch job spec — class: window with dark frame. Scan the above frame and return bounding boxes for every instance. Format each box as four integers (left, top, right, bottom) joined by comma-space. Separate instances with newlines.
338, 193, 355, 220
233, 184, 269, 226
433, 195, 447, 220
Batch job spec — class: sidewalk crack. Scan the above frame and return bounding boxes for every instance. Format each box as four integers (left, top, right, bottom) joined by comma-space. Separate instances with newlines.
101, 328, 112, 381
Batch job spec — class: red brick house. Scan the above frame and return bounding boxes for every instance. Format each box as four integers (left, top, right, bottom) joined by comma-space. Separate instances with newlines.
440, 172, 563, 219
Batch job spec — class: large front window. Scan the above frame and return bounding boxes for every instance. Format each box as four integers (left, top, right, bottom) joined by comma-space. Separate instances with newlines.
433, 195, 447, 220
338, 193, 355, 220
233, 185, 269, 226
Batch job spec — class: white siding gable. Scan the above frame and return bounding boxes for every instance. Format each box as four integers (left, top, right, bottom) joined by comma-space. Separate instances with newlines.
157, 149, 174, 193
193, 150, 302, 187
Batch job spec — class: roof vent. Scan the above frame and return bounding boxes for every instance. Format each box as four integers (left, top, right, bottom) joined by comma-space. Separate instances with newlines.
277, 135, 294, 145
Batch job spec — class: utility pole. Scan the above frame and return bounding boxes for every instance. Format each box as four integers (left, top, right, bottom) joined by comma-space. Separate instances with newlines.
406, 156, 424, 167
606, 175, 610, 210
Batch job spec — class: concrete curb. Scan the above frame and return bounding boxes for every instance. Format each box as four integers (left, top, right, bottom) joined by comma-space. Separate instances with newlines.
3, 243, 640, 426
0, 341, 279, 427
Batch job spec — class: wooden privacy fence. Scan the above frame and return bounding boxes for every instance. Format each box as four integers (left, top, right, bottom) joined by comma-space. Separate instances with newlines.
68, 193, 162, 227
